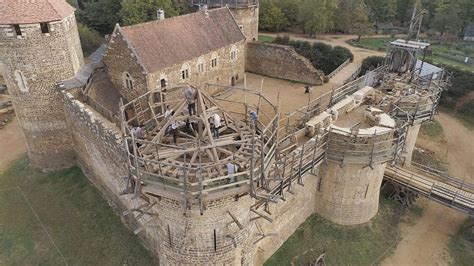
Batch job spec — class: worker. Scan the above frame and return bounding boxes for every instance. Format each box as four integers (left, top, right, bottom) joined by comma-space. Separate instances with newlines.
170, 111, 178, 144
212, 112, 221, 138
183, 85, 197, 116
164, 105, 173, 118
132, 124, 145, 147
249, 111, 258, 126
226, 162, 238, 184
304, 85, 313, 94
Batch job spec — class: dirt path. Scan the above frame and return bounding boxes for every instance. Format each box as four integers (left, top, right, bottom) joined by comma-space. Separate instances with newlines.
0, 117, 26, 173
261, 33, 385, 85
383, 112, 473, 265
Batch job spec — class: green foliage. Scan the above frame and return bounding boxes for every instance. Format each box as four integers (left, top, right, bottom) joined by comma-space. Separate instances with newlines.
458, 100, 474, 125
259, 0, 289, 32
77, 0, 122, 35
361, 56, 385, 74
119, 0, 178, 26
265, 199, 403, 265
258, 34, 277, 43
274, 37, 354, 74
298, 0, 338, 36
448, 218, 474, 266
439, 66, 474, 109
0, 157, 155, 264
420, 120, 444, 140
77, 23, 103, 56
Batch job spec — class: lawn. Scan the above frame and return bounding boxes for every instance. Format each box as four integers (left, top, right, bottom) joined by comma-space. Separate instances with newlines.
448, 218, 474, 266
420, 120, 444, 141
265, 198, 404, 265
0, 157, 155, 265
258, 34, 276, 43
347, 37, 394, 52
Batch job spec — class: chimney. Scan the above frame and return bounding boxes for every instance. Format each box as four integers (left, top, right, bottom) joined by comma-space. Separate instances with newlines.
156, 9, 165, 20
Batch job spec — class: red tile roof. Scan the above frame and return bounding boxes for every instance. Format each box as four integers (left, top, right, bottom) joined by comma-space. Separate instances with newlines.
0, 0, 75, 24
120, 7, 245, 73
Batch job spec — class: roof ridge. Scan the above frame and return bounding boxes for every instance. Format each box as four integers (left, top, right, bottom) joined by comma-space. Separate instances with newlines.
121, 7, 228, 30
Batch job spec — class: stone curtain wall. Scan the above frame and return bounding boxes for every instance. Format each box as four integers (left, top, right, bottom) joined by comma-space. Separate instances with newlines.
62, 91, 164, 260
147, 41, 246, 95
253, 174, 319, 265
0, 14, 84, 169
245, 42, 324, 85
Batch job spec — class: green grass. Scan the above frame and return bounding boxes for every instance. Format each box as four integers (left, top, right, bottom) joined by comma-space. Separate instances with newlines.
420, 120, 444, 140
265, 198, 403, 265
347, 37, 394, 52
448, 218, 474, 266
0, 157, 155, 265
258, 34, 276, 43
348, 37, 474, 72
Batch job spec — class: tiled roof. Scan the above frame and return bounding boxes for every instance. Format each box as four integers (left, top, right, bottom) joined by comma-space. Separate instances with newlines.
0, 0, 75, 24
120, 7, 245, 73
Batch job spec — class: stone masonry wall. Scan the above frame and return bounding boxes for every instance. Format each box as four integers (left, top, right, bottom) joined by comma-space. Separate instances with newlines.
104, 27, 246, 103
315, 162, 386, 225
245, 42, 324, 85
253, 173, 319, 265
230, 7, 259, 42
0, 14, 84, 169
147, 40, 246, 96
103, 27, 148, 102
62, 90, 257, 265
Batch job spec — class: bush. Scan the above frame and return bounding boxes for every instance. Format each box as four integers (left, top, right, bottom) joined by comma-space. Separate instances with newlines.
458, 100, 474, 125
78, 23, 104, 56
361, 56, 384, 75
273, 38, 354, 75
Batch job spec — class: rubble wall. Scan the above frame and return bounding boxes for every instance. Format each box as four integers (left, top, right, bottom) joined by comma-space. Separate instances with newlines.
245, 42, 324, 85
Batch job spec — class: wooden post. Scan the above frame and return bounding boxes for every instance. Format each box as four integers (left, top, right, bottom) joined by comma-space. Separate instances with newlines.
257, 78, 264, 115
288, 153, 296, 193
311, 135, 319, 174
298, 144, 305, 185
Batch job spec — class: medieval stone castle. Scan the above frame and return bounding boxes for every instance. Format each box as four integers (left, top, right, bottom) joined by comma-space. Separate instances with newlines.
2, 0, 467, 265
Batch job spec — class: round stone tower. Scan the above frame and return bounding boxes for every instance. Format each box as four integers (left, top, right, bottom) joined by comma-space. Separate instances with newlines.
315, 106, 397, 225
0, 0, 84, 169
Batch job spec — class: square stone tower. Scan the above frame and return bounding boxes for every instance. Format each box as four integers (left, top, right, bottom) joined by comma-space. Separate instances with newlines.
0, 0, 84, 170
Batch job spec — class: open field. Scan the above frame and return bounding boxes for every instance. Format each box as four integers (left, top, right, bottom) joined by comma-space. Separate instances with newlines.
0, 157, 155, 265
265, 198, 408, 265
347, 37, 474, 72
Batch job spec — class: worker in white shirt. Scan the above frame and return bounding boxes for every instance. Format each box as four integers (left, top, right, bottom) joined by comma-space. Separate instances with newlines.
212, 113, 221, 138
164, 105, 173, 118
170, 111, 178, 144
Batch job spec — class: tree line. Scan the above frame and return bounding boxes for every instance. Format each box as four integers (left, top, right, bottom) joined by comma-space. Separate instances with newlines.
260, 0, 474, 38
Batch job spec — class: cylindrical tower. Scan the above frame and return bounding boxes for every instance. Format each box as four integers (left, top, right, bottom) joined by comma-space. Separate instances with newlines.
121, 86, 279, 264
0, 0, 84, 169
315, 110, 396, 225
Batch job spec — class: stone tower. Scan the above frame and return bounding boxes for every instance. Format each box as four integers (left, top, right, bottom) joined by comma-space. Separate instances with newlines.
0, 0, 84, 169
195, 0, 259, 41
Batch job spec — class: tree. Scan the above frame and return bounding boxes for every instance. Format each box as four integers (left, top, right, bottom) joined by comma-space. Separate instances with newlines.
298, 0, 338, 36
365, 0, 397, 22
431, 1, 464, 36
78, 0, 122, 35
352, 1, 373, 41
119, 0, 178, 26
259, 0, 289, 31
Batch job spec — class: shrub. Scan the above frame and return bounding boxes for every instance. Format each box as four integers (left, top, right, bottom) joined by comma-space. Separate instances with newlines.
273, 38, 354, 75
361, 56, 384, 75
78, 23, 104, 56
